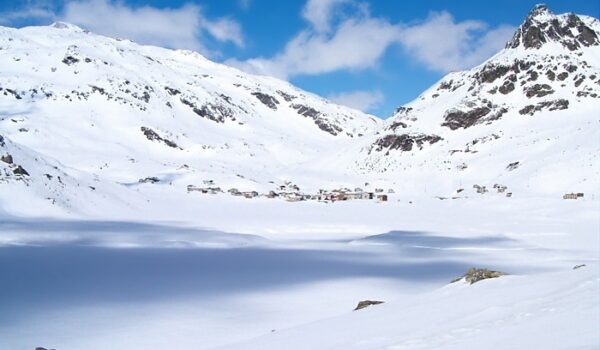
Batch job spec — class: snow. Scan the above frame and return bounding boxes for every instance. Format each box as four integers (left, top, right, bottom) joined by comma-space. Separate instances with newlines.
0, 5, 599, 350
0, 196, 598, 350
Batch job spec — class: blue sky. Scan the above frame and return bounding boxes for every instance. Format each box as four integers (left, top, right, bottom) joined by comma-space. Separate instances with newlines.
1, 0, 598, 118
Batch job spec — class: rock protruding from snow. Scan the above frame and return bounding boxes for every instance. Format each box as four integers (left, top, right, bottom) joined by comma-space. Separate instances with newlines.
506, 4, 599, 51
354, 300, 384, 311
452, 268, 508, 285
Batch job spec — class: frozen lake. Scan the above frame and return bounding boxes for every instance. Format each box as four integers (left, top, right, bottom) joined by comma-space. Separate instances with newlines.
0, 205, 597, 350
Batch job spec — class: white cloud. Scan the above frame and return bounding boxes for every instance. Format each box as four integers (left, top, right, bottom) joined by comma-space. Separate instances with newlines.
302, 0, 350, 33
229, 15, 401, 79
0, 0, 56, 24
231, 2, 514, 80
0, 0, 243, 55
328, 89, 384, 112
398, 11, 515, 72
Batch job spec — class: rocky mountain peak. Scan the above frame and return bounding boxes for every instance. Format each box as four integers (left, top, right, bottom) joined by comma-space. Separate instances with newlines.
506, 4, 599, 51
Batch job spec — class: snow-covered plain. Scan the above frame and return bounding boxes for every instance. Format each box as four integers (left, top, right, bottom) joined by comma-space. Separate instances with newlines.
0, 196, 598, 350
1, 4, 599, 350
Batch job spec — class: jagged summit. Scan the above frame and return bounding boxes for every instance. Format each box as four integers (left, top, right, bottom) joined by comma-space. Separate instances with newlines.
506, 4, 599, 50
527, 4, 553, 20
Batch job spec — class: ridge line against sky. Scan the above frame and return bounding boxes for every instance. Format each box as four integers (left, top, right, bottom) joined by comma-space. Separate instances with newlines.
1, 0, 598, 117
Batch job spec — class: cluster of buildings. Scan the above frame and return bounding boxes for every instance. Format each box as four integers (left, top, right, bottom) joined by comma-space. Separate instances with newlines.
563, 192, 584, 200
473, 184, 512, 197
187, 181, 392, 202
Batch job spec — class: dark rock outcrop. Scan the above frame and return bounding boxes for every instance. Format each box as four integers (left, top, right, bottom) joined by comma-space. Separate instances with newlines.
506, 161, 521, 171
519, 99, 569, 115
251, 92, 279, 110
139, 176, 160, 183
498, 81, 515, 94
180, 98, 234, 123
354, 300, 384, 311
506, 5, 599, 51
12, 165, 29, 176
140, 126, 179, 148
525, 84, 554, 98
373, 134, 442, 152
451, 267, 508, 285
443, 107, 490, 130
62, 55, 79, 65
1, 154, 13, 164
291, 104, 343, 136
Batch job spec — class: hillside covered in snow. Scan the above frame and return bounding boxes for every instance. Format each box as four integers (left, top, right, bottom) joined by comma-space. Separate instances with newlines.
1, 4, 599, 350
1, 5, 599, 216
333, 4, 600, 198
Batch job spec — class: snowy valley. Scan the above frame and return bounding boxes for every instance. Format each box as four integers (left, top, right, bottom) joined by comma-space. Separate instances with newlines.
0, 4, 599, 350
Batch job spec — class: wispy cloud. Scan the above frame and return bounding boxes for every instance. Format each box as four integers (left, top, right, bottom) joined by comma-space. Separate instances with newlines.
398, 11, 515, 72
230, 0, 514, 79
228, 0, 401, 79
328, 89, 384, 112
0, 0, 244, 55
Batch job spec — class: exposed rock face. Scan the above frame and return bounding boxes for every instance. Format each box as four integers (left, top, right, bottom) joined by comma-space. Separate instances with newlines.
1, 154, 13, 164
354, 300, 384, 311
139, 176, 160, 183
506, 5, 599, 51
441, 102, 508, 130
525, 84, 554, 98
389, 121, 408, 131
506, 161, 521, 171
251, 92, 279, 110
372, 134, 442, 152
292, 104, 343, 136
12, 165, 29, 176
498, 81, 515, 94
140, 126, 179, 149
452, 267, 508, 285
442, 106, 491, 130
62, 55, 79, 65
180, 97, 234, 123
519, 99, 569, 115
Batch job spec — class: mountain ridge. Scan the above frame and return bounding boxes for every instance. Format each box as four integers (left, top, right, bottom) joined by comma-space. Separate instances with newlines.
1, 4, 599, 216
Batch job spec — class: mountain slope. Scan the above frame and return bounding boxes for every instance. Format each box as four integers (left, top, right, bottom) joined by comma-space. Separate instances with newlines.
341, 5, 600, 197
1, 5, 599, 217
0, 21, 381, 214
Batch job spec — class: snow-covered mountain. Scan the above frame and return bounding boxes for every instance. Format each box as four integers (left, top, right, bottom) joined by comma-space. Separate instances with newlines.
0, 21, 380, 214
1, 4, 599, 216
341, 4, 600, 197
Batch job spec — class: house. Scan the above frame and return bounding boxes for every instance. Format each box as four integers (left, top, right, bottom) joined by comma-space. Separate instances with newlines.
362, 192, 374, 200
285, 193, 303, 202
506, 192, 513, 198
577, 193, 584, 198
377, 194, 388, 202
266, 191, 279, 198
563, 193, 578, 200
474, 185, 487, 194
242, 191, 259, 199
228, 188, 242, 196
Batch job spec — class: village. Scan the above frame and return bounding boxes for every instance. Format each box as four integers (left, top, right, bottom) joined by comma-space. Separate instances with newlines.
187, 180, 393, 202
183, 178, 588, 203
